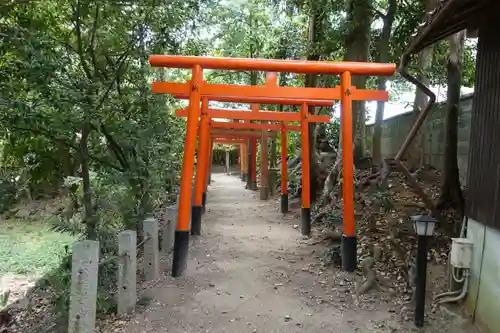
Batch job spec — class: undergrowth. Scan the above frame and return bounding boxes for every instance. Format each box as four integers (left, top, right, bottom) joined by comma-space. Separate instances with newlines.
0, 219, 75, 276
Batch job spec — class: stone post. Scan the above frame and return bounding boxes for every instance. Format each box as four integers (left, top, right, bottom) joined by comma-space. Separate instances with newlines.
143, 218, 160, 281
68, 240, 99, 333
163, 205, 177, 253
117, 230, 137, 314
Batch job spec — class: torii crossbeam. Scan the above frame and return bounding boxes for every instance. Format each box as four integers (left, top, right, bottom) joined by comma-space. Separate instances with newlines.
149, 55, 396, 277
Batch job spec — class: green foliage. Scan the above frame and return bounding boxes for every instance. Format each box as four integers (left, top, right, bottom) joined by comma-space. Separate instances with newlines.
38, 253, 119, 319
0, 177, 16, 213
0, 0, 206, 317
325, 207, 343, 229
0, 220, 75, 275
368, 183, 395, 213
324, 118, 341, 149
0, 0, 200, 226
0, 289, 10, 309
0, 0, 477, 320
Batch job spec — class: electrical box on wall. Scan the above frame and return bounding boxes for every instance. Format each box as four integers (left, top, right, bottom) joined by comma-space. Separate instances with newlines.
450, 238, 474, 268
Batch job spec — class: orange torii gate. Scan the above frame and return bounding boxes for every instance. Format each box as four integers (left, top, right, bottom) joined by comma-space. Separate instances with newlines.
210, 120, 299, 188
177, 101, 333, 222
210, 126, 272, 189
149, 55, 396, 277
211, 120, 299, 184
181, 110, 328, 214
170, 71, 386, 192
213, 138, 245, 144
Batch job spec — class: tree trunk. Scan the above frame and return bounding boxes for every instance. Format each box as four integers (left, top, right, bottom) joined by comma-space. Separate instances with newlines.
270, 138, 277, 168
138, 22, 152, 223
321, 118, 343, 204
226, 151, 230, 175
406, 0, 437, 170
80, 120, 96, 240
246, 138, 253, 189
305, 1, 326, 203
320, 0, 372, 203
343, 0, 373, 161
372, 0, 397, 166
246, 70, 258, 189
436, 31, 465, 218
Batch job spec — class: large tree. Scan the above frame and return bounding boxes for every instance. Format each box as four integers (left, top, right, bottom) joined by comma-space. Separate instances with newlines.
405, 0, 437, 170
372, 0, 397, 166
343, 0, 373, 160
436, 31, 466, 217
0, 0, 206, 239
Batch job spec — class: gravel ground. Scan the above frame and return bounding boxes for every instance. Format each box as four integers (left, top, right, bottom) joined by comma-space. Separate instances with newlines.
98, 173, 479, 333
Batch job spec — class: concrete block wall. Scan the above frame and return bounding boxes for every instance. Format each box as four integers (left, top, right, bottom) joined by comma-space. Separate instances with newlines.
366, 94, 473, 182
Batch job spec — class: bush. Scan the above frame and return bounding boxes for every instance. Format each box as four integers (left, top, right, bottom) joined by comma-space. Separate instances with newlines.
0, 177, 16, 213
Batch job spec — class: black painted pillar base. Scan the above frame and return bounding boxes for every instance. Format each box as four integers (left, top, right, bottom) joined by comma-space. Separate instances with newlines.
172, 230, 189, 277
281, 193, 288, 214
415, 235, 428, 328
242, 173, 247, 182
246, 170, 252, 189
251, 180, 258, 191
342, 235, 357, 272
201, 192, 207, 214
301, 207, 311, 236
190, 206, 202, 235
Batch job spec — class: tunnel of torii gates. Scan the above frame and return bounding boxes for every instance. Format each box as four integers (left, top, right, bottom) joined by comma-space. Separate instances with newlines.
149, 55, 396, 277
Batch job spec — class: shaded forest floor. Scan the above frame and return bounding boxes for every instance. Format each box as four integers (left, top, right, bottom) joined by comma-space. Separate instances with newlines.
311, 164, 463, 294
0, 169, 475, 332
0, 200, 76, 314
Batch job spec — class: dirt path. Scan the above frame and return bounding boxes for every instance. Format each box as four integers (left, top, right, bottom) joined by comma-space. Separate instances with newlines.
99, 173, 477, 333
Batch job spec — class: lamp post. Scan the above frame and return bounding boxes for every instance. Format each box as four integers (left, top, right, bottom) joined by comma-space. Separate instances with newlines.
411, 214, 437, 328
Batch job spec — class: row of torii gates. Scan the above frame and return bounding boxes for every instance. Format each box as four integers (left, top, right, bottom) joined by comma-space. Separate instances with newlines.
149, 55, 396, 277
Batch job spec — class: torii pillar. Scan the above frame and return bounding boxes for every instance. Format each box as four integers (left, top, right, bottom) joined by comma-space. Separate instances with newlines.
260, 130, 269, 200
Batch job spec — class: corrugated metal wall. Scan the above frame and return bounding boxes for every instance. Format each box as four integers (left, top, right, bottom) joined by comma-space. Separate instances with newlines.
466, 7, 500, 230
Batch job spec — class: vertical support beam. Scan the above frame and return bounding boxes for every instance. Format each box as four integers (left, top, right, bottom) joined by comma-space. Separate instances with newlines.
143, 218, 159, 281
117, 230, 137, 315
225, 150, 230, 175
340, 71, 357, 272
245, 142, 248, 180
251, 138, 257, 189
245, 114, 253, 190
270, 137, 277, 168
238, 144, 242, 178
300, 103, 311, 236
260, 130, 269, 200
202, 138, 212, 213
266, 72, 278, 86
192, 98, 210, 235
207, 139, 213, 186
68, 240, 99, 333
268, 169, 276, 196
269, 128, 277, 197
241, 142, 247, 182
280, 125, 288, 214
172, 65, 202, 277
251, 104, 258, 190
246, 138, 253, 189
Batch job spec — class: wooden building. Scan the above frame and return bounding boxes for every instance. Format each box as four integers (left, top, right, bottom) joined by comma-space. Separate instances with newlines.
402, 1, 498, 332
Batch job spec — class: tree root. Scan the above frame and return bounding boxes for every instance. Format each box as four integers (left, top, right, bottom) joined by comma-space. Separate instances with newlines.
308, 231, 341, 245
356, 257, 377, 296
311, 211, 328, 224
355, 244, 399, 300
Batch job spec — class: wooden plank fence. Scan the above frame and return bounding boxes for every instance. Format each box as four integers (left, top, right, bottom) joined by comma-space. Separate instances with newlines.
68, 202, 178, 333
